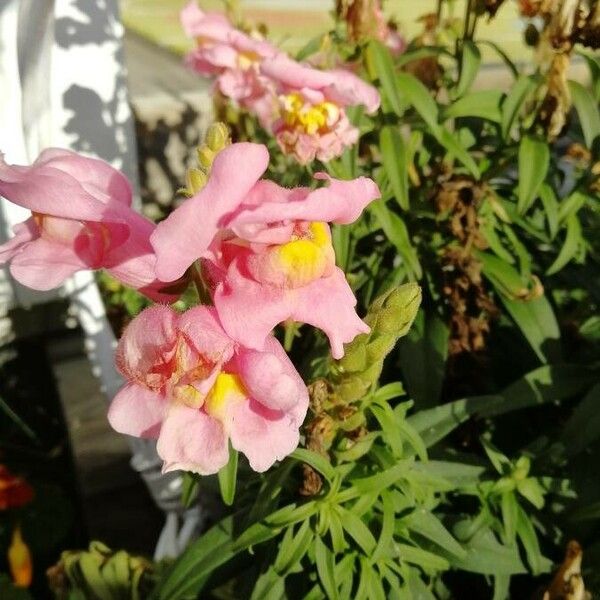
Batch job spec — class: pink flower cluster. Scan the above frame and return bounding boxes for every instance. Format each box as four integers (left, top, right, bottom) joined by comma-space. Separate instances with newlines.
0, 141, 379, 474
181, 1, 381, 164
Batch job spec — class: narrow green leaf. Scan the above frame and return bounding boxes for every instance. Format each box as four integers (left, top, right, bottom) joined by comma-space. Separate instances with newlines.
517, 135, 550, 214
443, 90, 503, 122
558, 190, 588, 223
406, 509, 466, 559
438, 128, 480, 178
500, 493, 518, 543
250, 568, 285, 600
218, 446, 238, 506
372, 490, 395, 562
515, 505, 551, 575
368, 41, 405, 117
396, 544, 449, 570
338, 507, 377, 555
380, 126, 410, 210
456, 40, 481, 97
569, 80, 600, 147
328, 506, 347, 554
369, 200, 422, 279
396, 72, 440, 131
275, 520, 314, 575
501, 74, 540, 139
314, 536, 339, 600
539, 183, 559, 240
546, 214, 582, 275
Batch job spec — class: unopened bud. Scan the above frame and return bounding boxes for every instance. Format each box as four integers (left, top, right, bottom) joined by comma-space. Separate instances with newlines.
186, 168, 207, 195
205, 122, 230, 152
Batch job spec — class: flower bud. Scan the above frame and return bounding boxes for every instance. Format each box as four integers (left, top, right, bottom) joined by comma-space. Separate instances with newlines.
205, 122, 231, 152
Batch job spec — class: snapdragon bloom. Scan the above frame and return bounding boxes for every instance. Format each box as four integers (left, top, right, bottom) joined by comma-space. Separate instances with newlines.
108, 305, 308, 474
0, 149, 179, 301
259, 54, 380, 164
151, 142, 380, 358
181, 1, 278, 127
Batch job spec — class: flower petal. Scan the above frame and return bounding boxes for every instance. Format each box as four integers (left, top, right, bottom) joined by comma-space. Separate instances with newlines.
151, 142, 269, 281
157, 404, 229, 475
230, 174, 380, 227
234, 336, 307, 412
0, 219, 37, 264
9, 237, 87, 290
115, 306, 178, 386
177, 306, 235, 363
107, 383, 165, 439
226, 398, 301, 472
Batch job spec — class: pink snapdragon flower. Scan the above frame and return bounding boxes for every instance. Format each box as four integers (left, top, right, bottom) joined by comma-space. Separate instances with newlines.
181, 1, 278, 127
150, 142, 380, 358
108, 305, 308, 474
0, 149, 179, 301
259, 54, 380, 164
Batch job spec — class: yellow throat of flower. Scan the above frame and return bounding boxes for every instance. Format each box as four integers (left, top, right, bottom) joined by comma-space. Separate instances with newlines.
275, 222, 334, 288
281, 93, 341, 135
204, 373, 248, 421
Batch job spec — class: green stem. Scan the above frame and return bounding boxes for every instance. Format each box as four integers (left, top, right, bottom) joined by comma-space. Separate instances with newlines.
284, 321, 298, 352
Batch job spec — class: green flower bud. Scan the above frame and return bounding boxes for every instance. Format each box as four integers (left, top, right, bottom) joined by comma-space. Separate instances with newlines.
205, 122, 231, 152
197, 146, 216, 170
185, 168, 208, 195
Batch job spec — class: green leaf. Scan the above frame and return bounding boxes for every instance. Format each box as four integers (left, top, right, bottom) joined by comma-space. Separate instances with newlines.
369, 200, 422, 279
328, 506, 348, 554
406, 509, 466, 559
456, 40, 481, 97
338, 507, 377, 555
498, 294, 561, 364
275, 520, 314, 575
501, 74, 540, 139
448, 526, 526, 575
181, 473, 200, 508
346, 461, 411, 497
443, 90, 503, 122
296, 35, 324, 61
368, 41, 405, 117
558, 190, 588, 223
577, 49, 600, 101
153, 517, 235, 599
371, 402, 404, 457
396, 72, 440, 131
500, 493, 518, 543
546, 214, 582, 275
478, 39, 519, 78
412, 461, 485, 488
250, 568, 285, 600
539, 183, 559, 240
372, 490, 395, 562
517, 135, 550, 214
218, 446, 238, 506
291, 448, 336, 483
481, 438, 512, 475
438, 127, 481, 178
515, 504, 551, 574
314, 536, 339, 600
399, 310, 449, 409
396, 544, 449, 570
380, 126, 410, 211
569, 80, 600, 147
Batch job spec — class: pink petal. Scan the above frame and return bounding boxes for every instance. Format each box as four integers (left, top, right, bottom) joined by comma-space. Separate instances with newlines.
0, 151, 128, 221
115, 306, 178, 386
260, 55, 380, 113
107, 383, 165, 439
234, 336, 306, 412
213, 258, 291, 351
291, 267, 369, 359
177, 306, 235, 363
9, 237, 87, 290
180, 1, 233, 40
226, 398, 301, 472
151, 142, 269, 281
157, 404, 229, 475
0, 219, 37, 264
230, 174, 380, 227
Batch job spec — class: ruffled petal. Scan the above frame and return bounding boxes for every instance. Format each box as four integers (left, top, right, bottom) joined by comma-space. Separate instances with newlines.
234, 336, 306, 412
157, 404, 229, 475
107, 383, 165, 439
290, 267, 369, 359
9, 237, 87, 290
151, 142, 269, 281
226, 398, 301, 472
0, 219, 38, 264
115, 306, 178, 386
177, 306, 235, 363
230, 174, 380, 228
